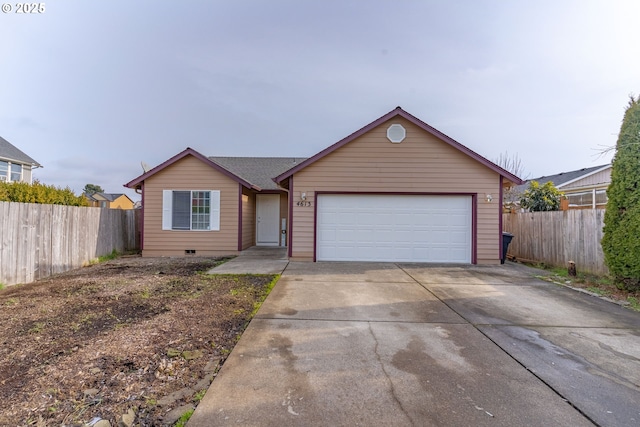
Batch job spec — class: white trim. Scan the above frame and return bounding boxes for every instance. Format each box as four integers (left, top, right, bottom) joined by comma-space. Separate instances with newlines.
162, 189, 221, 231
210, 190, 220, 231
556, 165, 611, 189
565, 188, 607, 208
162, 190, 173, 230
562, 183, 609, 192
386, 124, 406, 143
316, 194, 472, 262
256, 194, 280, 246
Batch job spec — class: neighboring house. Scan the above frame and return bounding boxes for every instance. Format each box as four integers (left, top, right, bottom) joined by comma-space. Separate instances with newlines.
125, 107, 523, 263
85, 192, 135, 209
516, 164, 611, 210
0, 136, 42, 184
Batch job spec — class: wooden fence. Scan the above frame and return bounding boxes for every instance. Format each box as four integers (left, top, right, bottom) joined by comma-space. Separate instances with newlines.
502, 209, 607, 275
0, 202, 140, 286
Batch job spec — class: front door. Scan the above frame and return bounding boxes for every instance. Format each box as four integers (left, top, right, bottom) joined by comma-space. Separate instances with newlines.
256, 194, 280, 246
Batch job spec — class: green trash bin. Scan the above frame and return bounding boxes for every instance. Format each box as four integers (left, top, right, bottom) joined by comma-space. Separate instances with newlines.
502, 232, 514, 264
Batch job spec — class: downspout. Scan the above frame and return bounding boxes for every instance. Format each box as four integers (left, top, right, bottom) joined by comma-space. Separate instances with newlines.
29, 162, 43, 184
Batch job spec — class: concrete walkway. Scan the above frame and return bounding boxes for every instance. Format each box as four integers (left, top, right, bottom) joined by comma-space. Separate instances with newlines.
207, 246, 289, 274
189, 261, 640, 427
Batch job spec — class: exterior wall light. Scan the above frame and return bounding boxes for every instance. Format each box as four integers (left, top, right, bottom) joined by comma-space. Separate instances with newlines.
301, 193, 307, 201
486, 194, 493, 202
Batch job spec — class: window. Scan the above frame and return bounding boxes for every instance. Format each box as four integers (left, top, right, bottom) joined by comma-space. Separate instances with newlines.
594, 189, 608, 206
10, 163, 22, 182
567, 189, 608, 208
0, 161, 7, 181
567, 191, 593, 207
0, 161, 23, 182
191, 191, 211, 230
162, 190, 220, 231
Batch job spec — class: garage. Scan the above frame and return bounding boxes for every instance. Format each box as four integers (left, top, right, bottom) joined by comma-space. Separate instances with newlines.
316, 194, 472, 262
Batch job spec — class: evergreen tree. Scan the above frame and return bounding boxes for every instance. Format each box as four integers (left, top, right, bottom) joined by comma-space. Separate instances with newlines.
602, 95, 640, 291
83, 183, 104, 195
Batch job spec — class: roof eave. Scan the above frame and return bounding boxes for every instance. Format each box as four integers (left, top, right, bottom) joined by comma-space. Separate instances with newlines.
0, 156, 41, 167
274, 107, 525, 185
556, 164, 611, 189
124, 147, 258, 190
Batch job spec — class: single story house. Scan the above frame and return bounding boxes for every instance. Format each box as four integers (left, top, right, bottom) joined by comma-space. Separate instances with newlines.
0, 136, 42, 184
125, 107, 523, 264
517, 164, 611, 210
85, 192, 136, 209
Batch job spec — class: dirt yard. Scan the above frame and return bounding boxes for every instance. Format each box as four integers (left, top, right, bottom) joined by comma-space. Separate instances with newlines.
0, 255, 277, 426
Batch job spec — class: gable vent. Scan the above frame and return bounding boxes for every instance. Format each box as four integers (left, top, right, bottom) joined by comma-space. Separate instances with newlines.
387, 124, 406, 143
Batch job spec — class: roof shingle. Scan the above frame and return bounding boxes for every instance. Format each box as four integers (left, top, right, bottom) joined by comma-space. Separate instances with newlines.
514, 164, 610, 193
0, 136, 41, 166
209, 157, 307, 190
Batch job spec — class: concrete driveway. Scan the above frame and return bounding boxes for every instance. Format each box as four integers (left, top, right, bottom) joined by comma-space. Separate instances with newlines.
188, 262, 640, 427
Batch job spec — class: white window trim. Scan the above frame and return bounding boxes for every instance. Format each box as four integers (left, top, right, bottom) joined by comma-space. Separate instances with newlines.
10, 163, 22, 182
566, 189, 608, 208
0, 160, 9, 182
0, 161, 23, 183
162, 190, 220, 231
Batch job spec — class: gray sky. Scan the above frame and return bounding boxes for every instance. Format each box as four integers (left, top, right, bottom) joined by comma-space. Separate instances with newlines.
1, 0, 638, 201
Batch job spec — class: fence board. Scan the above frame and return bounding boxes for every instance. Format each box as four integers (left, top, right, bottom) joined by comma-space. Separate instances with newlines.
0, 202, 140, 286
503, 210, 607, 275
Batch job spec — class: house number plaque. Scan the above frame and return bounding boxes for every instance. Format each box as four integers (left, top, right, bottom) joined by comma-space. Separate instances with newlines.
296, 201, 312, 207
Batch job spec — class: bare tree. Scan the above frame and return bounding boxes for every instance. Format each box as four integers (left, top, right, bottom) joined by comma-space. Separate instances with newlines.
494, 151, 529, 211
594, 94, 640, 160
494, 151, 528, 179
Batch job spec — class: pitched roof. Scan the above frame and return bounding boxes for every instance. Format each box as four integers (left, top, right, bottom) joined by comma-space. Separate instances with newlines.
275, 107, 524, 185
85, 192, 133, 202
210, 157, 306, 190
125, 107, 526, 191
98, 193, 130, 202
0, 136, 41, 166
124, 148, 258, 190
518, 164, 611, 191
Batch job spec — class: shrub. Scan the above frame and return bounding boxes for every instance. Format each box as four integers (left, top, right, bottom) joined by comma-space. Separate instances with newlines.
0, 180, 88, 206
519, 180, 563, 212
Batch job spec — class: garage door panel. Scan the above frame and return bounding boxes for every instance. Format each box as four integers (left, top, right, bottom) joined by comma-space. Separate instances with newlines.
450, 215, 469, 227
317, 195, 472, 263
357, 230, 376, 243
428, 214, 450, 227
450, 230, 470, 244
375, 230, 395, 243
338, 232, 356, 243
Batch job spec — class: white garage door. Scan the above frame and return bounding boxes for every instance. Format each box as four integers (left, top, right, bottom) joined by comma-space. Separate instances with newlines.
316, 194, 472, 263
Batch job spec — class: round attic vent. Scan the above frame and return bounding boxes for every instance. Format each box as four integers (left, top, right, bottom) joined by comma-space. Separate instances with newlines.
387, 124, 406, 143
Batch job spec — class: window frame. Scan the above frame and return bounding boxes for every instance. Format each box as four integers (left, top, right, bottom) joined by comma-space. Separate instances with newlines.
162, 190, 220, 231
566, 189, 608, 208
10, 163, 22, 182
0, 160, 8, 181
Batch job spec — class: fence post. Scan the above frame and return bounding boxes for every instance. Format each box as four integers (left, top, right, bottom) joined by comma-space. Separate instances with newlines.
502, 209, 607, 275
0, 202, 140, 286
